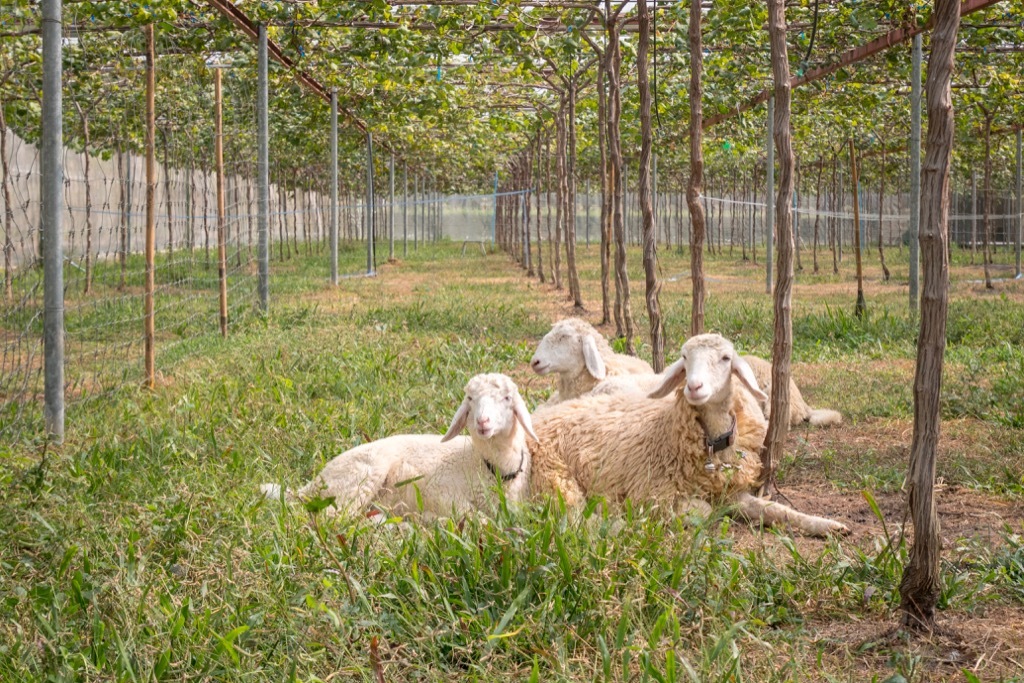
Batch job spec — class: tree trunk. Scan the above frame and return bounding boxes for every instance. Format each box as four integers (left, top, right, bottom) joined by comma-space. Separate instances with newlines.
637, 0, 664, 371
878, 146, 891, 281
79, 108, 94, 294
794, 159, 803, 272
831, 154, 839, 274
554, 101, 566, 290
813, 159, 823, 274
597, 56, 612, 323
981, 113, 994, 289
118, 143, 129, 291
850, 140, 866, 317
686, 0, 707, 337
536, 131, 545, 283
0, 106, 13, 300
546, 132, 555, 284
607, 9, 634, 350
898, 0, 959, 633
163, 130, 173, 264
759, 0, 796, 497
566, 83, 583, 309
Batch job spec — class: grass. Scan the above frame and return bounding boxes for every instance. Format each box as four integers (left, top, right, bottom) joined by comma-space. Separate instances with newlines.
2, 237, 1024, 681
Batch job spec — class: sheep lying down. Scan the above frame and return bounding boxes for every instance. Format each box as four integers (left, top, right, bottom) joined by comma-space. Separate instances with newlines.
592, 354, 842, 428
262, 374, 536, 518
529, 334, 849, 537
530, 317, 653, 406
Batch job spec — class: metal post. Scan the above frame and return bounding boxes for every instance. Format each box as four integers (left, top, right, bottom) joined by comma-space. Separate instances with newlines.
413, 175, 418, 251
766, 95, 774, 294
491, 169, 499, 244
1016, 129, 1022, 279
41, 0, 64, 439
388, 152, 395, 261
144, 24, 157, 389
402, 161, 408, 257
366, 132, 374, 274
523, 192, 531, 271
256, 24, 269, 312
909, 33, 922, 309
329, 91, 338, 285
214, 69, 228, 337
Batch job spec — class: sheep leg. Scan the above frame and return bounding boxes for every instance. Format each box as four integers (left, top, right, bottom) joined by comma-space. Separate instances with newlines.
731, 492, 849, 537
295, 453, 394, 516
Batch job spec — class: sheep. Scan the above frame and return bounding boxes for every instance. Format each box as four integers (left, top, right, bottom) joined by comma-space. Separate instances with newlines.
261, 374, 537, 519
590, 355, 842, 429
528, 333, 849, 537
741, 354, 842, 427
530, 317, 653, 405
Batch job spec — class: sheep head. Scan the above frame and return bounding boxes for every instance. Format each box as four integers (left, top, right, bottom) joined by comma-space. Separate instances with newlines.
649, 334, 767, 406
442, 373, 538, 443
530, 318, 608, 381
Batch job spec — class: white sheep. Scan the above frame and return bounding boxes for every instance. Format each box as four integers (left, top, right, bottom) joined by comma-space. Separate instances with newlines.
591, 354, 842, 429
529, 334, 848, 537
741, 355, 842, 427
530, 317, 653, 405
261, 374, 537, 518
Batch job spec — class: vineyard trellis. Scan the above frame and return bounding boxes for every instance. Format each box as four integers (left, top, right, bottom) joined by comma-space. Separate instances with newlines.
1, 0, 1023, 645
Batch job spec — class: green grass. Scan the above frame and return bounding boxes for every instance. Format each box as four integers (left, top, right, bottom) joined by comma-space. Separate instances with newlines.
2, 240, 1024, 681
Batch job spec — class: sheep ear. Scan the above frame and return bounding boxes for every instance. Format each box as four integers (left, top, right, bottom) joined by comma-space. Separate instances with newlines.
513, 394, 539, 441
648, 357, 686, 399
582, 335, 607, 380
441, 400, 470, 442
732, 355, 769, 403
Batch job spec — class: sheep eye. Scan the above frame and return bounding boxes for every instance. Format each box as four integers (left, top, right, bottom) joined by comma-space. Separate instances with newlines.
721, 355, 731, 363
504, 395, 511, 402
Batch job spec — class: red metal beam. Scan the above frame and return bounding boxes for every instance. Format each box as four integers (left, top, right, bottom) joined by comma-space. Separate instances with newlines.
205, 0, 368, 134
704, 0, 1006, 130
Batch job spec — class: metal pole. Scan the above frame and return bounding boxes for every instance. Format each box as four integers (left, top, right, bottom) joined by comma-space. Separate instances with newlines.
389, 153, 395, 261
1016, 129, 1022, 279
366, 131, 374, 274
413, 175, 418, 251
909, 32, 922, 309
402, 161, 408, 257
214, 69, 228, 337
766, 95, 774, 294
491, 169, 499, 245
41, 0, 64, 440
329, 91, 338, 285
144, 24, 157, 389
256, 24, 269, 312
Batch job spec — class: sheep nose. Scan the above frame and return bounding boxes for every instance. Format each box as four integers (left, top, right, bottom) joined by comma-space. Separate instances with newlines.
477, 416, 491, 428
530, 358, 541, 368
687, 381, 703, 393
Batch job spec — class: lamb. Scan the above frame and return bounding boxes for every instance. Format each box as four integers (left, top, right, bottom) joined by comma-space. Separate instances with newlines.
530, 317, 653, 405
741, 355, 842, 427
529, 333, 849, 537
261, 374, 537, 518
590, 355, 841, 429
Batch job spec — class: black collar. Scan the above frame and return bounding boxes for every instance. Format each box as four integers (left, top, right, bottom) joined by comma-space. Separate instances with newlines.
700, 413, 737, 456
485, 448, 526, 482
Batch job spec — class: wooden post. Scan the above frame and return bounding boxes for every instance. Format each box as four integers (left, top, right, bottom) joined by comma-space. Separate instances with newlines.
214, 68, 228, 337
